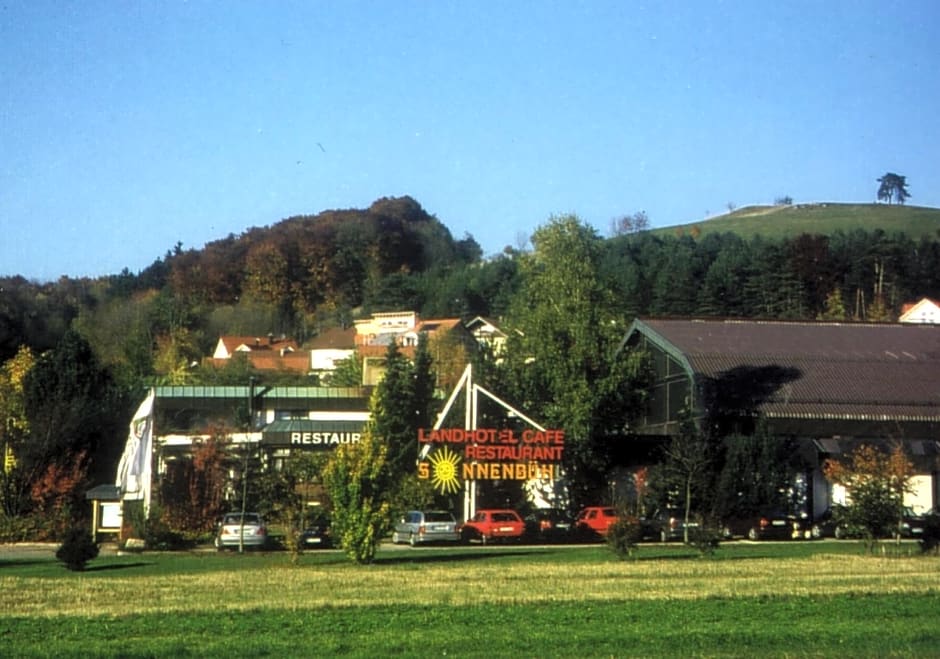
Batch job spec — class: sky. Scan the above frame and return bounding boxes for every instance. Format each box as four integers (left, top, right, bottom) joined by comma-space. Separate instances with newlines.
2, 1, 938, 281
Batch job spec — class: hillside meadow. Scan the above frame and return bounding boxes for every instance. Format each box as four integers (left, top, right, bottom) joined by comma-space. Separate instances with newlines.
2, 541, 938, 657
658, 202, 940, 241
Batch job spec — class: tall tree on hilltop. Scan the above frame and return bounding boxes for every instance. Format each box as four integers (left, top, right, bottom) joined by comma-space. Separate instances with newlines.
877, 172, 911, 205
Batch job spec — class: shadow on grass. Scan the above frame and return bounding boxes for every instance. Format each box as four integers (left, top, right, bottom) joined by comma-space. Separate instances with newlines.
375, 548, 553, 566
0, 558, 57, 568
83, 561, 154, 572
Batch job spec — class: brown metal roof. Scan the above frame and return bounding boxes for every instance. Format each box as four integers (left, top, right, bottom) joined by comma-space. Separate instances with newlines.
636, 319, 940, 426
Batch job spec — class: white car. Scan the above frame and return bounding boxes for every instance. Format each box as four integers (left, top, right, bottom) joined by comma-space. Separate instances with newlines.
214, 512, 268, 550
392, 510, 460, 546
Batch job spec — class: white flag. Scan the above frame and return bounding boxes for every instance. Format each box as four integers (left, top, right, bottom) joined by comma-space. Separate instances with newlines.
116, 389, 155, 514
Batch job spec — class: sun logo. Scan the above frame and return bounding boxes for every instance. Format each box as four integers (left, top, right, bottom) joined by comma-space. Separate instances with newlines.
428, 446, 462, 495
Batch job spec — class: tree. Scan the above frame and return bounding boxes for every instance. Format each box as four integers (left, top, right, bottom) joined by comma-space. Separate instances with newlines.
876, 172, 910, 205
327, 353, 363, 387
817, 288, 848, 321
609, 211, 650, 237
372, 341, 416, 478
18, 331, 127, 534
660, 413, 714, 543
323, 409, 390, 564
823, 443, 913, 553
371, 336, 438, 513
712, 426, 800, 521
500, 215, 647, 507
0, 346, 34, 517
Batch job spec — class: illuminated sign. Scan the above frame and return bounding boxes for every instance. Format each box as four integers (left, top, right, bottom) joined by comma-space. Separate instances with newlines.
417, 427, 565, 494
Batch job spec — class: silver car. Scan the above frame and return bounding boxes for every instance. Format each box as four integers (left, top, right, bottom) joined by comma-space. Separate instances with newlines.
392, 510, 459, 546
214, 512, 268, 550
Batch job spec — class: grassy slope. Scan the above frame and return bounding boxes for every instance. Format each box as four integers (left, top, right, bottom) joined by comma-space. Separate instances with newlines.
654, 203, 940, 241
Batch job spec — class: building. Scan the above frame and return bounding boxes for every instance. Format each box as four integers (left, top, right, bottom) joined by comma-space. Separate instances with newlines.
899, 298, 940, 324
619, 318, 940, 517
209, 334, 310, 373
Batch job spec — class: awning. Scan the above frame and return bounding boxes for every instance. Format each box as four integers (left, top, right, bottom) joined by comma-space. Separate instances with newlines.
261, 419, 365, 449
85, 484, 121, 501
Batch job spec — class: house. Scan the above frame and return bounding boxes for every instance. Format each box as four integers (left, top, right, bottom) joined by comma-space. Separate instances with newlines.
351, 311, 478, 387
619, 318, 940, 517
899, 298, 940, 324
465, 316, 509, 358
308, 326, 357, 376
209, 334, 310, 373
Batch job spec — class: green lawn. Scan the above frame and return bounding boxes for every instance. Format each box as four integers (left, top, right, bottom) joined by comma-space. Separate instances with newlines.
2, 541, 938, 657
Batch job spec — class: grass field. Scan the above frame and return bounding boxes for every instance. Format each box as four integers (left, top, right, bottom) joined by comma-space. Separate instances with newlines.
654, 202, 940, 242
2, 541, 938, 657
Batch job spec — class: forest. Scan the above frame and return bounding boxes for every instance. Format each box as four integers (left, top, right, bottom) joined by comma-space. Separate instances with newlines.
3, 195, 940, 540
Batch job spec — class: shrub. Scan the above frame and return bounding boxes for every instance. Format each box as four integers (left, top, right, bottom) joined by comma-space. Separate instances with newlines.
688, 520, 722, 556
606, 516, 643, 559
55, 526, 99, 571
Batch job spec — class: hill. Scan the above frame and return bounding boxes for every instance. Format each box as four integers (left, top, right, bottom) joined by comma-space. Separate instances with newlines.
654, 203, 940, 241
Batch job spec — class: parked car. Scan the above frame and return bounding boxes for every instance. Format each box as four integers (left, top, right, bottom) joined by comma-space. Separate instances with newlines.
645, 509, 700, 542
724, 510, 804, 541
393, 510, 460, 546
214, 512, 268, 550
573, 506, 619, 540
299, 513, 332, 550
898, 507, 926, 538
809, 506, 924, 540
459, 509, 525, 544
523, 508, 574, 543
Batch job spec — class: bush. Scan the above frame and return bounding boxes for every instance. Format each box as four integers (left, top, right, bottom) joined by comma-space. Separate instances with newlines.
606, 516, 643, 559
688, 521, 722, 556
55, 526, 99, 571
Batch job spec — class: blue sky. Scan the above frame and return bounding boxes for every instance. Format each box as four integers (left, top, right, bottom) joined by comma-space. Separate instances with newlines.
2, 1, 938, 281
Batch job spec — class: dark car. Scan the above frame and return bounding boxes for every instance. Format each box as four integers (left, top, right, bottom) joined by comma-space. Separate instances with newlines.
724, 510, 804, 541
898, 507, 926, 539
809, 506, 923, 540
523, 508, 574, 542
644, 509, 701, 542
299, 514, 332, 549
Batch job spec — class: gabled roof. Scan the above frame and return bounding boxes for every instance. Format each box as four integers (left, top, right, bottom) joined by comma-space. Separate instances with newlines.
215, 335, 299, 356
624, 318, 940, 433
465, 316, 508, 338
415, 318, 462, 333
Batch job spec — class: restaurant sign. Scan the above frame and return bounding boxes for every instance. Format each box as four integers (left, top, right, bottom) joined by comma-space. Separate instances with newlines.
417, 427, 565, 495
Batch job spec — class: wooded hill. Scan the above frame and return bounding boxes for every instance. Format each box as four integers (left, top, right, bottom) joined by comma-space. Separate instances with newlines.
3, 197, 940, 380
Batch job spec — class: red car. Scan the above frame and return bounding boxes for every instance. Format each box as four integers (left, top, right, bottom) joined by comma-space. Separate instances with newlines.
574, 506, 619, 539
459, 509, 525, 544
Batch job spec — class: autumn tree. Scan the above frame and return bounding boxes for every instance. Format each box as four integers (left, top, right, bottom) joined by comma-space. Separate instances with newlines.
823, 443, 914, 552
0, 346, 35, 518
159, 432, 229, 534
